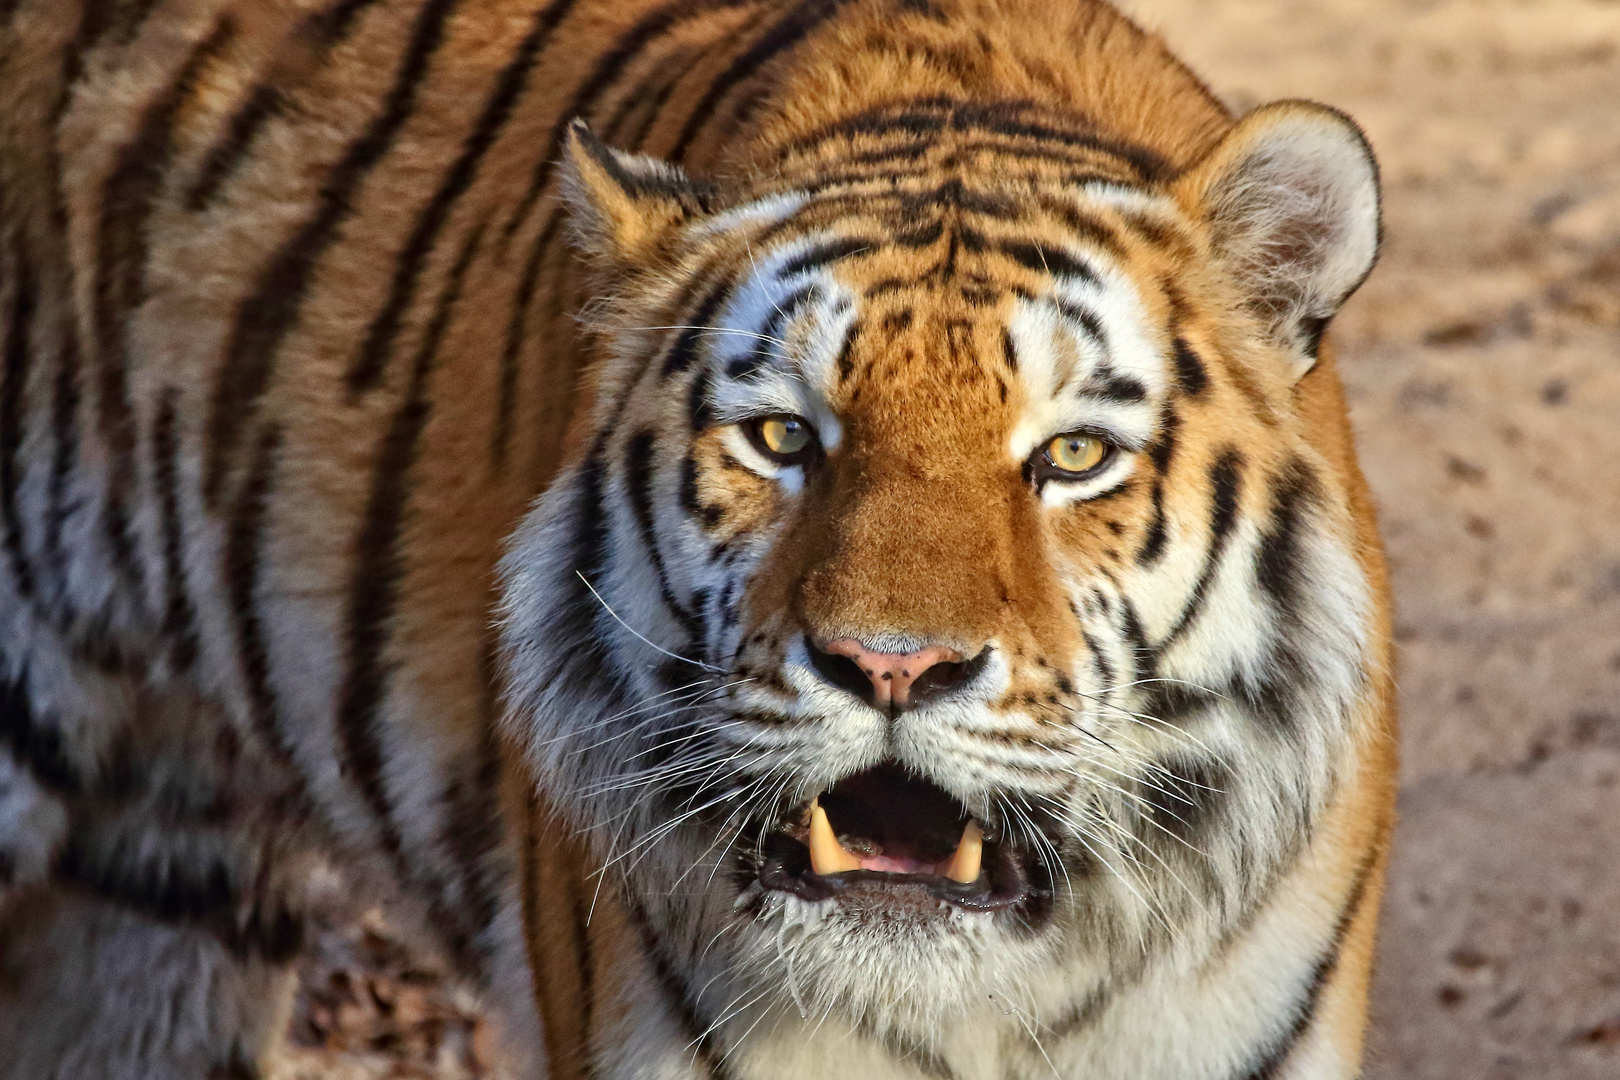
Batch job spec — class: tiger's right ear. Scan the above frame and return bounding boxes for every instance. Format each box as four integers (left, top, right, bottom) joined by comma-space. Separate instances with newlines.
560, 120, 714, 268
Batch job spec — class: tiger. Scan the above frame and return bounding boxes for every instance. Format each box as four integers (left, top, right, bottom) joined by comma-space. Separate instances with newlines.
0, 0, 1396, 1077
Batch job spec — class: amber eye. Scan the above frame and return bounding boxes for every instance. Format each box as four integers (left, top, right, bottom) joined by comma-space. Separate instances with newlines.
1044, 432, 1110, 477
746, 414, 818, 465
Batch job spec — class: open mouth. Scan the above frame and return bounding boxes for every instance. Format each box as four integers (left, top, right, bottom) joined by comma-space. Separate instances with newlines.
755, 765, 1044, 913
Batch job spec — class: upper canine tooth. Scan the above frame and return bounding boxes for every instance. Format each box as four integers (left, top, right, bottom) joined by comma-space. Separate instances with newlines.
943, 821, 983, 884
808, 800, 862, 875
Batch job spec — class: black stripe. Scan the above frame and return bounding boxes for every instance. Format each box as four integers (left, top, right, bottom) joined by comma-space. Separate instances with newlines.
1172, 337, 1208, 396
662, 279, 731, 376
224, 422, 301, 774
1000, 327, 1018, 373
567, 868, 597, 1063
679, 455, 720, 524
624, 430, 703, 642
1158, 450, 1244, 647
1118, 598, 1155, 686
776, 236, 874, 279
1037, 198, 1127, 261
205, 0, 464, 505
1256, 458, 1319, 614
491, 220, 557, 471
1135, 406, 1179, 566
101, 0, 165, 46
438, 640, 506, 977
624, 899, 727, 1080
1085, 368, 1146, 405
999, 240, 1098, 285
725, 283, 815, 379
687, 367, 715, 431
498, 0, 755, 249
185, 0, 381, 211
96, 13, 237, 590
1, 239, 39, 601
1140, 753, 1230, 846
855, 1016, 960, 1080
1299, 316, 1330, 361
152, 388, 199, 671
346, 0, 570, 394
598, 39, 696, 145
946, 100, 1169, 181
834, 317, 860, 382
336, 221, 484, 857
1053, 299, 1109, 355
1078, 624, 1115, 694
1234, 851, 1379, 1080
779, 99, 949, 152
55, 821, 306, 963
893, 219, 944, 248
43, 317, 82, 604
1144, 681, 1222, 726
668, 0, 848, 161
0, 673, 82, 795
1046, 985, 1110, 1040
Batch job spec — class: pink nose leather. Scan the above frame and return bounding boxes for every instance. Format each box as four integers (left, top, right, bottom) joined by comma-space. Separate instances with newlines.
822, 639, 964, 709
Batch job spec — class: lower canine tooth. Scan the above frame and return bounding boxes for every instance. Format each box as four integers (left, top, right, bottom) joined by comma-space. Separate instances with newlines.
808, 800, 862, 875
943, 822, 983, 884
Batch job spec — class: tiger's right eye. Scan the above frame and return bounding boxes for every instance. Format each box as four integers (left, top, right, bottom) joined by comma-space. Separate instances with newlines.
745, 414, 819, 466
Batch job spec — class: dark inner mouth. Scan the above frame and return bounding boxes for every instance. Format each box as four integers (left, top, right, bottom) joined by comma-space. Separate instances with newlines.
755, 764, 1044, 912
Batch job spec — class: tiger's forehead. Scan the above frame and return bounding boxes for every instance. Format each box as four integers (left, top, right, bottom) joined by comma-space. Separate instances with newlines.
700, 187, 1182, 461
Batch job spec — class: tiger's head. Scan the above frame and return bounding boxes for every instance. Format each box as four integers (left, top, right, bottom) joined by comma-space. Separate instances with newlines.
500, 99, 1382, 1039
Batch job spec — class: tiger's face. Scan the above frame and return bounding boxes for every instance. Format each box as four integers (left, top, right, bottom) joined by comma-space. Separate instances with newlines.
501, 103, 1381, 1036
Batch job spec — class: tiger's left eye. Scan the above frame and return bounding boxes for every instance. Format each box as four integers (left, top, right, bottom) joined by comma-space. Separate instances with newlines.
746, 414, 818, 465
1044, 432, 1109, 476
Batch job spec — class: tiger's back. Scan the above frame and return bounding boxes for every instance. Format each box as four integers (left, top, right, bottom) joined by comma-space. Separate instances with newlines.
0, 1, 1394, 1078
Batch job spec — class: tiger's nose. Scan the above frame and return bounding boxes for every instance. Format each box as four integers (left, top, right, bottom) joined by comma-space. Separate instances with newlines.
808, 637, 985, 712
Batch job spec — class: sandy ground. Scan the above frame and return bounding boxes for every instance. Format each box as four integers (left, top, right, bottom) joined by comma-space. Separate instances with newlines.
280, 2, 1620, 1076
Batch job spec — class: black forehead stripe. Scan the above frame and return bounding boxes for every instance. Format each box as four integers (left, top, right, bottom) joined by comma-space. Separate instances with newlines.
776, 235, 876, 279
725, 283, 819, 380
1053, 298, 1109, 352
1033, 195, 1128, 260
1000, 240, 1099, 286
835, 316, 861, 382
687, 368, 714, 431
895, 177, 1019, 219
1084, 368, 1148, 405
661, 279, 731, 377
945, 100, 1171, 181
1173, 337, 1208, 396
893, 219, 944, 247
777, 98, 952, 154
779, 96, 1170, 183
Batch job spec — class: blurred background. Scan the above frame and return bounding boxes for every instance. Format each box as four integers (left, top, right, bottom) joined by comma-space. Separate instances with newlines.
272, 1, 1620, 1076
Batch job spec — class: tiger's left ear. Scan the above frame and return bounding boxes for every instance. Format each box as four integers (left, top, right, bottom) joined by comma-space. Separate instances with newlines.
560, 119, 715, 269
1177, 102, 1381, 378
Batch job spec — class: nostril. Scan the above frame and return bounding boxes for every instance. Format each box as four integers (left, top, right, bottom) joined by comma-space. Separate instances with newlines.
908, 650, 990, 708
806, 637, 879, 706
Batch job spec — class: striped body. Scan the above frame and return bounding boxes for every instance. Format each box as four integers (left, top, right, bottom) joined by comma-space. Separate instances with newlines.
0, 1, 1395, 1078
